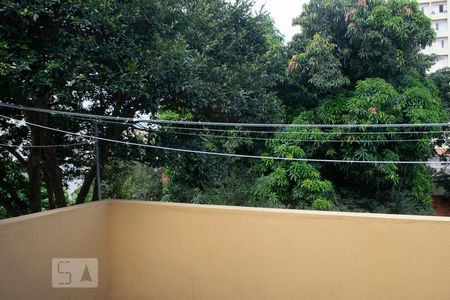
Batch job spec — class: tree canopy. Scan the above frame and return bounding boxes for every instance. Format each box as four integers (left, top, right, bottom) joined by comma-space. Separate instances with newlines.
290, 0, 435, 92
1, 0, 449, 218
258, 0, 448, 213
0, 0, 285, 216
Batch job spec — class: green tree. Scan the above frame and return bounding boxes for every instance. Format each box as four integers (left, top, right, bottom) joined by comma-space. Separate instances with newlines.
139, 0, 286, 197
0, 0, 285, 216
0, 0, 175, 211
429, 67, 450, 110
290, 0, 435, 90
259, 0, 448, 214
101, 159, 163, 201
428, 68, 450, 197
0, 152, 29, 217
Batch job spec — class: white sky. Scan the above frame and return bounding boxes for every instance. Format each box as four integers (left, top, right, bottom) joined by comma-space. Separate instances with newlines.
254, 0, 309, 42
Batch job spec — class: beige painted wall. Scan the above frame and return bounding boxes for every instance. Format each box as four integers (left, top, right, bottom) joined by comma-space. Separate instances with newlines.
109, 201, 450, 300
1, 200, 450, 300
0, 202, 110, 300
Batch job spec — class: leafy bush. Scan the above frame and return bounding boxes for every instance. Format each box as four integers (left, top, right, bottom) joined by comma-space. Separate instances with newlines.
102, 160, 163, 201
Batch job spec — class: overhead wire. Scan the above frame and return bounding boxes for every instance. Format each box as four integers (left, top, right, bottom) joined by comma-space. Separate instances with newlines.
5, 111, 422, 148
0, 114, 448, 165
1, 102, 449, 129
128, 120, 447, 143
0, 142, 91, 148
142, 125, 449, 136
100, 117, 450, 136
6, 107, 447, 143
141, 128, 446, 143
75, 116, 448, 143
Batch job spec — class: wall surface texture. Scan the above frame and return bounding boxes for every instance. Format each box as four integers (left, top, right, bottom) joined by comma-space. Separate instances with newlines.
0, 202, 110, 300
1, 200, 450, 300
109, 201, 450, 300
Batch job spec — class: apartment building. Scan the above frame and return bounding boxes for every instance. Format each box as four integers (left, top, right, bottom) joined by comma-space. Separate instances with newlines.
419, 0, 450, 72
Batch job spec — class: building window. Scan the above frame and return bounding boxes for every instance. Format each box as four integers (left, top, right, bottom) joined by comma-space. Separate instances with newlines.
439, 4, 444, 13
436, 23, 440, 30
441, 40, 445, 48
421, 6, 425, 12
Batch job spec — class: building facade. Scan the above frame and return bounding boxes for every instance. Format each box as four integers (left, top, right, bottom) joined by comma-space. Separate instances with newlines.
419, 0, 450, 72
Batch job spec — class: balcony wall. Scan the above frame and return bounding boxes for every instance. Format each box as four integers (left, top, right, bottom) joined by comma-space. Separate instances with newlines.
0, 202, 110, 300
1, 200, 450, 300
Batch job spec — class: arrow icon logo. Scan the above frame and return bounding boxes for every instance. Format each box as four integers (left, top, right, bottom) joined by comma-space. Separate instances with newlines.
80, 265, 92, 282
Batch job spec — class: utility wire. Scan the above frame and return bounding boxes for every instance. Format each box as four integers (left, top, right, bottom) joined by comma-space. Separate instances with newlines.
0, 114, 448, 165
103, 118, 449, 136
1, 102, 449, 129
26, 117, 446, 143
75, 116, 448, 141
12, 113, 449, 142
144, 125, 449, 136
5, 112, 443, 144
0, 142, 90, 148
142, 128, 445, 143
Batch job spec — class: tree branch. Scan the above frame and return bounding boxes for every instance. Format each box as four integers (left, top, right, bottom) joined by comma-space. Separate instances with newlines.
4, 147, 28, 169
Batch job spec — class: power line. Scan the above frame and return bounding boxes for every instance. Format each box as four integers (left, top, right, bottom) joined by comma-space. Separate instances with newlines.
0, 114, 448, 165
142, 128, 444, 143
5, 112, 444, 145
1, 102, 449, 129
66, 113, 450, 140
147, 125, 449, 136
8, 111, 448, 143
104, 118, 449, 136
0, 142, 90, 149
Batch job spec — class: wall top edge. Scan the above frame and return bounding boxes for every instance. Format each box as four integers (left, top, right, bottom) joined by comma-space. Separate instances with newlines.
1, 199, 449, 224
0, 201, 110, 225
110, 200, 450, 222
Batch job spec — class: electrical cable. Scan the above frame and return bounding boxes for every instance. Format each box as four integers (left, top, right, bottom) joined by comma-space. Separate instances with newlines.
13, 109, 448, 142
80, 117, 448, 142
7, 112, 443, 145
0, 142, 90, 148
102, 118, 449, 136
143, 125, 449, 136
0, 114, 448, 165
141, 128, 445, 143
1, 102, 449, 129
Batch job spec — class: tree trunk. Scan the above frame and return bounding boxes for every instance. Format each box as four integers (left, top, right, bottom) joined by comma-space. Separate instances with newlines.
28, 144, 42, 213
92, 175, 99, 201
75, 108, 136, 203
38, 111, 66, 208
76, 166, 96, 204
42, 170, 55, 209
41, 148, 66, 208
25, 107, 67, 209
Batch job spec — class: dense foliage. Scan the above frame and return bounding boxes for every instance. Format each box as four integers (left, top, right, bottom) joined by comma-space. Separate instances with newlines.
1, 0, 449, 218
257, 0, 448, 213
429, 67, 450, 110
428, 68, 450, 196
291, 0, 435, 89
0, 0, 284, 217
